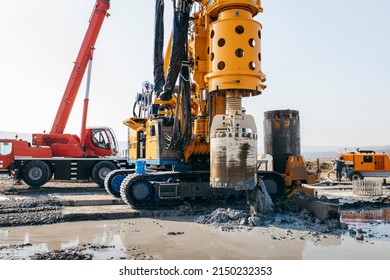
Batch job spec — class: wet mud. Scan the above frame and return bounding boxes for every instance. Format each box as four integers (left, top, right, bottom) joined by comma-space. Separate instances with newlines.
1, 178, 390, 259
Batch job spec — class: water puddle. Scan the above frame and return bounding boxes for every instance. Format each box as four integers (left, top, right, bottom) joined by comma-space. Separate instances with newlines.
1, 216, 390, 260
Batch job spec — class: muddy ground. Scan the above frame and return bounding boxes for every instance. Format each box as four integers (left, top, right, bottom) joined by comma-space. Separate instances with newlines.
1, 176, 390, 260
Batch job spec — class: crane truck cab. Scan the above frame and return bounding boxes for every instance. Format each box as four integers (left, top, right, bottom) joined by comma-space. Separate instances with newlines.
32, 127, 118, 158
87, 127, 119, 156
341, 149, 390, 181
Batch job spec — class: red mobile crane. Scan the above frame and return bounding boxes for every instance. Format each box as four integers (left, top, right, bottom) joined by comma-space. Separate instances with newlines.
0, 0, 127, 188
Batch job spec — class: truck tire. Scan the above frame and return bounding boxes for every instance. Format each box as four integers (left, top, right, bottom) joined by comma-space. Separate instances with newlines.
21, 160, 51, 188
350, 172, 363, 181
91, 161, 117, 187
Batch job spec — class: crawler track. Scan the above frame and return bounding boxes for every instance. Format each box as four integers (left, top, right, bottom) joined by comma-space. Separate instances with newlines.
120, 171, 181, 208
115, 170, 286, 209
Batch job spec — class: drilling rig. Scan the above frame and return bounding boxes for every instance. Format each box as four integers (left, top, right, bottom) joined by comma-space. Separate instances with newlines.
105, 0, 286, 210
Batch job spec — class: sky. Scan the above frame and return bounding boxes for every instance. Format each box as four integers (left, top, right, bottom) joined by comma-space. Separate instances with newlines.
0, 0, 389, 148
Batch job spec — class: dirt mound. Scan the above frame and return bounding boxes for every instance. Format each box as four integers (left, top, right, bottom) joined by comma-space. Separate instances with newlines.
194, 197, 348, 236
195, 208, 255, 231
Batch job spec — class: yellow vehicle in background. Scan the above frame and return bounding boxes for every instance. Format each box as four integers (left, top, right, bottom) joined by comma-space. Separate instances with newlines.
341, 149, 390, 181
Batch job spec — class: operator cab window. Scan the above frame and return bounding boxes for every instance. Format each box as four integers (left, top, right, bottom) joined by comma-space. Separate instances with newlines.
0, 142, 12, 156
91, 130, 109, 150
363, 156, 373, 163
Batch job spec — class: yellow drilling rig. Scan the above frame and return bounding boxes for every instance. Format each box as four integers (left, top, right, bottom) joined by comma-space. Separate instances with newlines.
105, 0, 288, 209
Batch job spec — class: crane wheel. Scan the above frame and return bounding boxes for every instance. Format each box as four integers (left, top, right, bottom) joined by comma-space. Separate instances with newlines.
91, 161, 117, 187
21, 160, 51, 188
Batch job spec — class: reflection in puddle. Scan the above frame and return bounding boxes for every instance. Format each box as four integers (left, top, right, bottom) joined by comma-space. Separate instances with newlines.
339, 207, 390, 244
1, 216, 390, 260
340, 208, 390, 223
302, 234, 390, 259
0, 222, 128, 260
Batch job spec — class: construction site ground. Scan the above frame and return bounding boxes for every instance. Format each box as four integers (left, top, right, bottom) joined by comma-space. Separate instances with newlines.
1, 175, 390, 260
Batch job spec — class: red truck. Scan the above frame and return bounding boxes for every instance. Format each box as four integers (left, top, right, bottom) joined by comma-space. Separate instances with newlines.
0, 0, 127, 188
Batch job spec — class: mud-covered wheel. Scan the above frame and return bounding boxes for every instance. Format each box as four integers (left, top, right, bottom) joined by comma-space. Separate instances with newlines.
91, 161, 117, 187
350, 172, 363, 181
21, 160, 51, 188
104, 170, 127, 198
120, 177, 153, 208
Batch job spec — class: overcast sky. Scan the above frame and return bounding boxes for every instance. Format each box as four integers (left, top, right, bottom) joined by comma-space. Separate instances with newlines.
0, 0, 389, 148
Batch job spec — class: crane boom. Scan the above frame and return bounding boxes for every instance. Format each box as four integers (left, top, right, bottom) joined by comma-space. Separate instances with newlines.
50, 0, 110, 134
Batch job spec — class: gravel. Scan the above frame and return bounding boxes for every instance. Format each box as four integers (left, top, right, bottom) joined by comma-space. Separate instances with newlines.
0, 197, 63, 227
